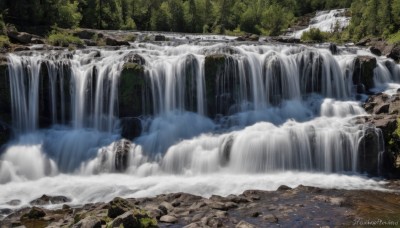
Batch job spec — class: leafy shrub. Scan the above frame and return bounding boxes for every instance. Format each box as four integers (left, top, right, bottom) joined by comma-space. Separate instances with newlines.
301, 28, 329, 42
0, 35, 10, 49
47, 30, 83, 47
388, 31, 400, 44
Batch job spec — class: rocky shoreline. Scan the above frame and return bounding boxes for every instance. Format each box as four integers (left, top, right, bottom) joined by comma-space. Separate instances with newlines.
1, 184, 400, 228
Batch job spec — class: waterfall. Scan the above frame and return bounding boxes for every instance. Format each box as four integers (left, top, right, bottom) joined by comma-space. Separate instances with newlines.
0, 42, 398, 202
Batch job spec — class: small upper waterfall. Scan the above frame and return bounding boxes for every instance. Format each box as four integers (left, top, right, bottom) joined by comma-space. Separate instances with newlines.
0, 42, 397, 186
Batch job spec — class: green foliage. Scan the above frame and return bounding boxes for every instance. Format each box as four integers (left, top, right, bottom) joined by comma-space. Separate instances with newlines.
47, 30, 83, 47
301, 28, 329, 42
0, 14, 5, 35
0, 35, 10, 49
388, 31, 400, 44
57, 1, 82, 28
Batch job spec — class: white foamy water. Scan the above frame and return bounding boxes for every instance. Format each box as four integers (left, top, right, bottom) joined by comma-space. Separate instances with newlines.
1, 41, 400, 213
0, 172, 387, 210
293, 9, 350, 39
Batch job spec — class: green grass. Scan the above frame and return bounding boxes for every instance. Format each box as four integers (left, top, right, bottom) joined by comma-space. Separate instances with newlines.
47, 30, 83, 47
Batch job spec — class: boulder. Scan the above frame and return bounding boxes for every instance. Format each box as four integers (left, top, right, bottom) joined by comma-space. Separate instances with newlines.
107, 197, 134, 218
72, 216, 101, 228
30, 195, 71, 206
110, 211, 140, 227
105, 37, 130, 46
159, 215, 178, 223
7, 31, 34, 44
352, 56, 377, 92
74, 30, 96, 40
22, 207, 46, 219
369, 46, 382, 56
388, 46, 400, 62
154, 35, 166, 41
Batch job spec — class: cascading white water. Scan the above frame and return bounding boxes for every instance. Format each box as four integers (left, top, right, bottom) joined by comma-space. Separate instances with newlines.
292, 9, 350, 38
0, 42, 399, 210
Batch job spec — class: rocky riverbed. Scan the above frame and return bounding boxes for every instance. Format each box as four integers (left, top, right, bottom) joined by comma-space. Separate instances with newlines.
1, 184, 400, 228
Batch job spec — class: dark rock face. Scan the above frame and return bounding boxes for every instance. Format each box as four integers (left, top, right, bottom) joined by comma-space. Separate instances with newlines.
120, 117, 142, 140
204, 54, 239, 117
388, 46, 400, 62
30, 194, 71, 206
154, 35, 166, 41
0, 59, 11, 125
352, 56, 377, 93
118, 62, 152, 117
329, 43, 338, 55
359, 92, 400, 177
114, 139, 132, 172
7, 31, 34, 44
110, 212, 140, 227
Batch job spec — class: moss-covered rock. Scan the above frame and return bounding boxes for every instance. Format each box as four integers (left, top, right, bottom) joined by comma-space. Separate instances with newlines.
107, 197, 134, 218
119, 62, 152, 117
353, 56, 377, 93
204, 54, 227, 118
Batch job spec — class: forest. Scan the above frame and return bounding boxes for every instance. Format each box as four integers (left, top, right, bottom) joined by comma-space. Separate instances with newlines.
0, 0, 400, 42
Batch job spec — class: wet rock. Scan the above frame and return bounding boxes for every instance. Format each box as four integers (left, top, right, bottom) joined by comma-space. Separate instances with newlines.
119, 62, 150, 117
123, 52, 146, 65
30, 195, 71, 206
236, 220, 256, 228
7, 31, 35, 44
74, 30, 96, 40
270, 36, 301, 43
22, 207, 46, 219
277, 185, 292, 191
107, 197, 134, 218
236, 34, 259, 42
105, 37, 130, 46
110, 211, 140, 227
6, 200, 21, 206
31, 38, 45, 44
160, 215, 177, 223
73, 216, 101, 228
329, 43, 338, 55
83, 39, 97, 46
154, 35, 166, 41
388, 45, 400, 62
113, 139, 131, 172
370, 46, 382, 56
353, 56, 377, 92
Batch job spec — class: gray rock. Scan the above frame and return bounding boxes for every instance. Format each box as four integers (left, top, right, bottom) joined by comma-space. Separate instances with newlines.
73, 216, 101, 228
263, 214, 279, 223
236, 220, 257, 228
160, 215, 177, 223
6, 200, 21, 206
30, 195, 71, 206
